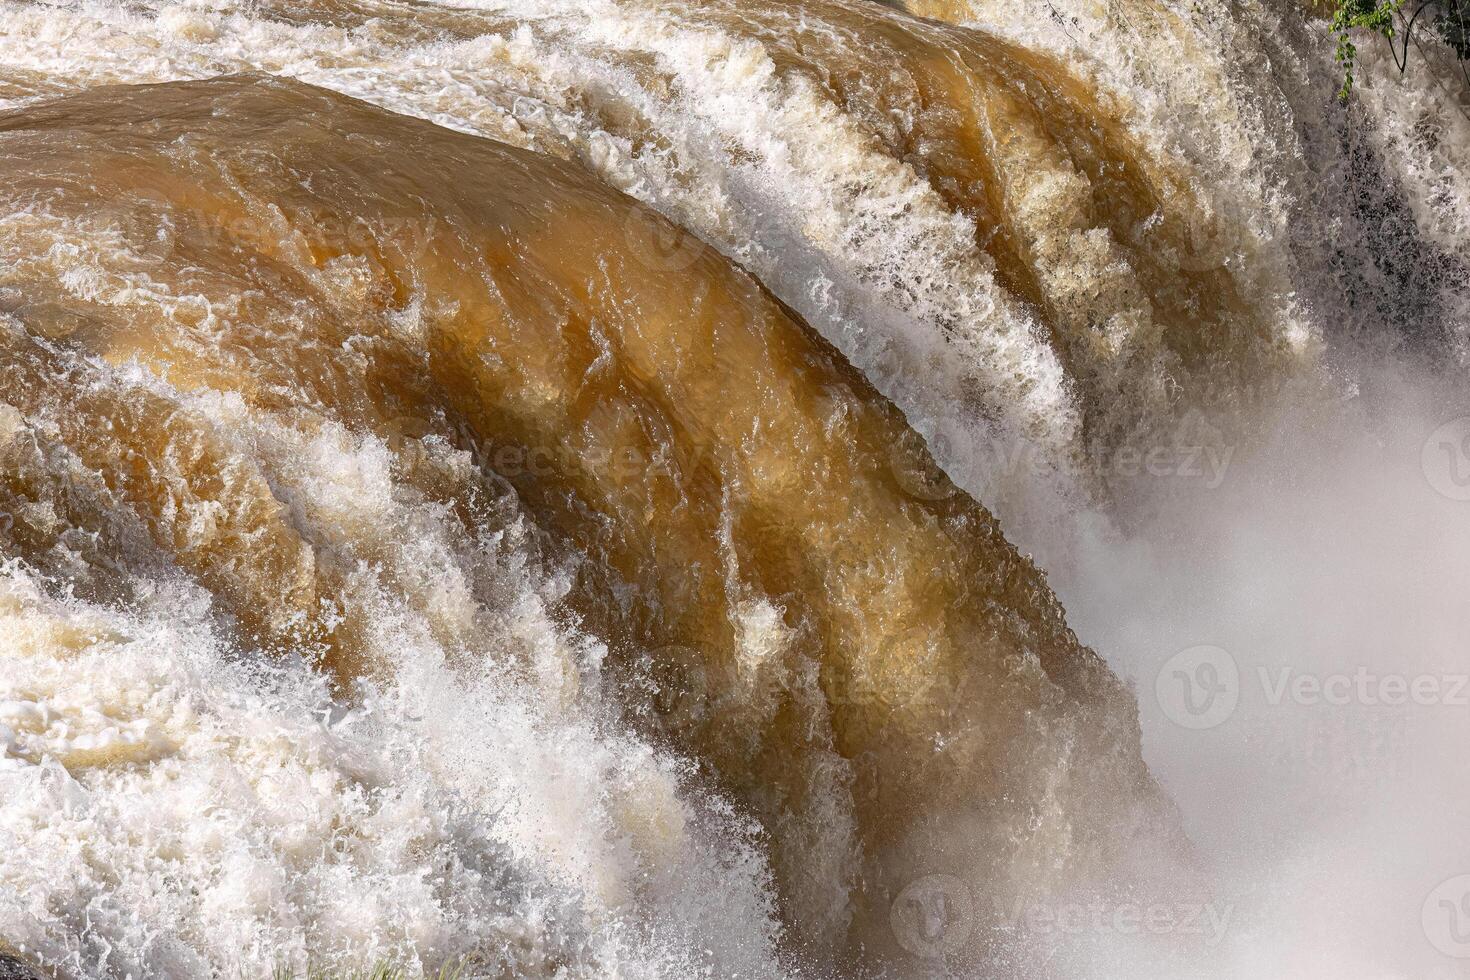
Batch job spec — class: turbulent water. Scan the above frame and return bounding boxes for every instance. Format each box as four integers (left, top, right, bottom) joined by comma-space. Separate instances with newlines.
0, 0, 1466, 978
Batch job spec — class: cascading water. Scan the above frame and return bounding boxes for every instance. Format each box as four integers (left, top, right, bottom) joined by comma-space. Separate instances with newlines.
0, 1, 1465, 978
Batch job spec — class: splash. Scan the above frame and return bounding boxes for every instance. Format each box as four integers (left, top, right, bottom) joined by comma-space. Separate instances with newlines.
0, 0, 1467, 977
0, 74, 1187, 975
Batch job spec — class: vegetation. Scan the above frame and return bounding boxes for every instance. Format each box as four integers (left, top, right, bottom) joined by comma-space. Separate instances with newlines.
1331, 0, 1470, 97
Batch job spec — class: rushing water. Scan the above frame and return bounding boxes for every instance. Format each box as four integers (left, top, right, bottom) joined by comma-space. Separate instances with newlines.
0, 1, 1466, 978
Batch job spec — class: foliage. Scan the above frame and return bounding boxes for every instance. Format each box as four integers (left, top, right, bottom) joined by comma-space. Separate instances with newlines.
1331, 0, 1403, 98
1331, 0, 1470, 97
1438, 0, 1470, 57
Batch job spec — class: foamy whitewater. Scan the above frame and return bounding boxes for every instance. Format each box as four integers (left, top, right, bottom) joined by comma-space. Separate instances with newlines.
0, 0, 1467, 977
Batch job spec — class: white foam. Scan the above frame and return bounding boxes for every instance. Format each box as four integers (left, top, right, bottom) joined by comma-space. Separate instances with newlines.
2, 0, 1469, 976
0, 335, 789, 977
